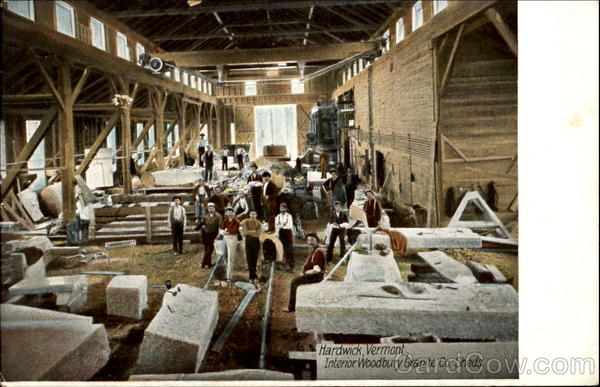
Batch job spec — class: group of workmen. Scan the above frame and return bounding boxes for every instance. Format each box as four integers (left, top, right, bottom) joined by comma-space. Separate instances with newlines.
167, 143, 386, 313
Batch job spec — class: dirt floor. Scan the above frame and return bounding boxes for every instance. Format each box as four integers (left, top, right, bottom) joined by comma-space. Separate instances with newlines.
19, 213, 518, 381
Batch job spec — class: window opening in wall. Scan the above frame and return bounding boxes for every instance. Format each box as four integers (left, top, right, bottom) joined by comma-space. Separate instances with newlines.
396, 18, 405, 43
90, 17, 106, 51
183, 72, 189, 86
136, 43, 145, 65
174, 68, 181, 82
230, 123, 236, 143
56, 1, 76, 38
382, 29, 390, 53
191, 75, 197, 89
245, 81, 257, 96
135, 123, 145, 163
353, 61, 358, 75
25, 120, 46, 190
116, 32, 129, 60
208, 83, 212, 95
291, 79, 304, 94
254, 105, 298, 159
202, 80, 207, 94
434, 0, 448, 15
412, 1, 424, 31
107, 125, 117, 170
7, 0, 35, 20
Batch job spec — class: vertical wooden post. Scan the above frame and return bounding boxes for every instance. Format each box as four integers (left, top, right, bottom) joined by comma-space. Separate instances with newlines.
57, 64, 76, 223
179, 97, 187, 166
153, 89, 166, 170
145, 206, 152, 243
118, 79, 133, 194
215, 104, 222, 150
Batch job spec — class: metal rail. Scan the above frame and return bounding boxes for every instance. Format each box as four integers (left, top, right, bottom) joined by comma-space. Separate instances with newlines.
259, 261, 276, 369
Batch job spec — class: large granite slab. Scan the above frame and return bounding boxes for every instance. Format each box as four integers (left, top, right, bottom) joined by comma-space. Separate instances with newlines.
0, 305, 109, 381
418, 251, 478, 284
1, 236, 54, 258
345, 250, 403, 283
18, 189, 44, 222
107, 275, 147, 319
9, 275, 88, 313
152, 167, 204, 186
393, 227, 482, 250
296, 282, 517, 340
356, 231, 391, 249
129, 369, 294, 381
136, 284, 219, 374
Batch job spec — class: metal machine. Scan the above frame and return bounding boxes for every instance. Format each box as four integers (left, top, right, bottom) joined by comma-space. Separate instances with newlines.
307, 103, 340, 170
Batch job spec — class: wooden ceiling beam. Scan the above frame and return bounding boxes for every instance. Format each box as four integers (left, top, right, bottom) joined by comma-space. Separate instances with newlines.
152, 24, 379, 42
3, 12, 217, 104
156, 41, 378, 67
113, 1, 404, 18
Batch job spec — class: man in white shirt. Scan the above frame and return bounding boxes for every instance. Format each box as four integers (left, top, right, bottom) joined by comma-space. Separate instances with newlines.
221, 147, 230, 170
275, 202, 295, 272
233, 190, 250, 220
236, 147, 245, 170
168, 196, 187, 254
198, 133, 208, 167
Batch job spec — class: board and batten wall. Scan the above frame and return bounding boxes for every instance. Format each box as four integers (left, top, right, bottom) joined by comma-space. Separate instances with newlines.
332, 0, 516, 226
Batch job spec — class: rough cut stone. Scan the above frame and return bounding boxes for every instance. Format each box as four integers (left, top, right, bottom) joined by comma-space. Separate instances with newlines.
0, 221, 22, 233
17, 189, 45, 222
107, 275, 148, 319
418, 251, 477, 284
4, 253, 28, 284
1, 305, 109, 381
75, 175, 94, 205
356, 231, 392, 249
466, 260, 508, 284
85, 148, 113, 190
39, 183, 63, 217
1, 236, 54, 259
136, 284, 218, 374
43, 246, 83, 265
129, 369, 295, 381
345, 250, 403, 283
23, 256, 45, 281
152, 167, 204, 186
394, 227, 482, 250
9, 275, 88, 313
296, 281, 518, 340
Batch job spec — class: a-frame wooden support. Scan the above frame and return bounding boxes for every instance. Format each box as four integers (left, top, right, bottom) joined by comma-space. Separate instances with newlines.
447, 191, 517, 245
485, 7, 517, 57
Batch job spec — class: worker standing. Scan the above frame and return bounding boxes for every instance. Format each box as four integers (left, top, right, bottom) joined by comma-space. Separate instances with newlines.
221, 147, 229, 171
198, 133, 207, 167
240, 210, 262, 284
275, 202, 295, 272
219, 207, 241, 284
168, 196, 187, 255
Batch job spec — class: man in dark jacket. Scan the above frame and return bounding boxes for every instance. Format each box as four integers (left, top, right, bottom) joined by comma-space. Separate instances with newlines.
247, 163, 263, 219
203, 185, 230, 215
262, 171, 279, 233
203, 145, 215, 181
343, 167, 361, 207
323, 169, 346, 208
326, 201, 349, 263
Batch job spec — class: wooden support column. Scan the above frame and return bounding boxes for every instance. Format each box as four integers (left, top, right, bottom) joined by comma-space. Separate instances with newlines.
117, 79, 138, 194
151, 89, 168, 170
57, 64, 76, 223
178, 97, 188, 166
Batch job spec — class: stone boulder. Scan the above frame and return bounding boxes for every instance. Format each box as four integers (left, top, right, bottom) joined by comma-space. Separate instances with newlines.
106, 275, 148, 320
39, 183, 63, 217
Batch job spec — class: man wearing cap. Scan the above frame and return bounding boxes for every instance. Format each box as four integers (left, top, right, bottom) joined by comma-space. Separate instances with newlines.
323, 169, 347, 208
326, 201, 349, 263
247, 163, 263, 219
282, 232, 325, 313
220, 207, 241, 283
192, 178, 211, 221
198, 133, 207, 167
240, 210, 262, 283
262, 171, 279, 232
203, 145, 215, 181
168, 196, 187, 255
197, 202, 222, 268
204, 185, 230, 216
275, 202, 295, 272
364, 189, 382, 227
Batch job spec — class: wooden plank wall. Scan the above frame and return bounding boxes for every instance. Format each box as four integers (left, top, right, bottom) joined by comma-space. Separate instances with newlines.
439, 23, 517, 213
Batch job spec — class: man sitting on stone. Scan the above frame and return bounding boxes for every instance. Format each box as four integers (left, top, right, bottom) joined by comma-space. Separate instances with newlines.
282, 232, 325, 313
326, 201, 349, 263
